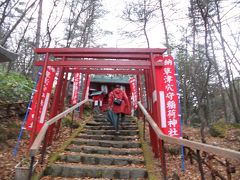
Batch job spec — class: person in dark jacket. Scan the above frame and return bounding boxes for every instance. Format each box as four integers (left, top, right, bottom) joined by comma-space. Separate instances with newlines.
108, 85, 130, 133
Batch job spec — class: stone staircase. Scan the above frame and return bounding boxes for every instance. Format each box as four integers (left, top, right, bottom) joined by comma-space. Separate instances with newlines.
43, 114, 148, 179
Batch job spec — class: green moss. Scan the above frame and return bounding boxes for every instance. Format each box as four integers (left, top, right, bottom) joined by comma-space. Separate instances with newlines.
32, 115, 92, 180
209, 121, 226, 138
230, 123, 240, 129
8, 122, 21, 129
137, 119, 159, 180
96, 170, 103, 177
0, 122, 23, 142
0, 127, 7, 142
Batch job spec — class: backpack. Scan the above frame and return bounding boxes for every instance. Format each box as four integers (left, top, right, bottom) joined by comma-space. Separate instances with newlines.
113, 92, 123, 106
113, 98, 122, 105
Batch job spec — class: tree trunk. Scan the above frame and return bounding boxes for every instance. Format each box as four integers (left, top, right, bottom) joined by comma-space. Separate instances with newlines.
209, 26, 228, 122
159, 0, 170, 54
35, 0, 43, 48
214, 0, 240, 123
1, 0, 38, 46
0, 0, 11, 31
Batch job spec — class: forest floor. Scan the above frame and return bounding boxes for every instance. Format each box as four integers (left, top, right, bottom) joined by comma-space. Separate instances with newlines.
0, 114, 240, 180
144, 123, 240, 180
0, 112, 91, 180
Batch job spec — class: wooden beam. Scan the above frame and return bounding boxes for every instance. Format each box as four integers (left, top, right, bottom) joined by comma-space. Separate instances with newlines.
29, 99, 89, 156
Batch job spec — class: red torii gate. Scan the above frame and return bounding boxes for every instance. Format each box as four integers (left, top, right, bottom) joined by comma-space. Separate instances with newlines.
32, 47, 167, 160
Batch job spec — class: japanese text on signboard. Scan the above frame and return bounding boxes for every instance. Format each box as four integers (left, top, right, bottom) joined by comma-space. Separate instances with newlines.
25, 66, 56, 132
129, 78, 138, 110
155, 56, 180, 138
71, 72, 81, 104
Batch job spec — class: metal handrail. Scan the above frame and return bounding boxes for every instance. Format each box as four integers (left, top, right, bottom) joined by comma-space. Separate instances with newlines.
29, 99, 89, 157
138, 101, 240, 161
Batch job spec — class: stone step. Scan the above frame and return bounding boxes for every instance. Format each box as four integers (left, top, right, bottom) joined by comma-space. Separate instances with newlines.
58, 152, 144, 166
93, 118, 136, 123
86, 121, 137, 126
66, 145, 143, 155
45, 164, 148, 179
92, 118, 106, 121
81, 129, 139, 136
77, 134, 139, 141
93, 114, 105, 118
42, 114, 148, 180
71, 138, 141, 148
84, 125, 138, 130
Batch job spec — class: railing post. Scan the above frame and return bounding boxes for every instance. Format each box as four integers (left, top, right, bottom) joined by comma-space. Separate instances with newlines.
226, 160, 233, 180
70, 110, 75, 134
143, 116, 146, 140
28, 156, 35, 180
196, 150, 205, 180
40, 131, 49, 164
159, 139, 167, 180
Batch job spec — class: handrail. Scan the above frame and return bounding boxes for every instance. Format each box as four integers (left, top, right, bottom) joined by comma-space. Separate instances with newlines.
29, 99, 89, 157
138, 101, 240, 161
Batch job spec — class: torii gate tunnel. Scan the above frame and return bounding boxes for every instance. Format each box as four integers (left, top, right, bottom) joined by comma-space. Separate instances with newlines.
31, 48, 181, 167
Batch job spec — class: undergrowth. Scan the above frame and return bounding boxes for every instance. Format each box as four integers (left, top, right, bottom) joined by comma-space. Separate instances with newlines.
0, 72, 34, 104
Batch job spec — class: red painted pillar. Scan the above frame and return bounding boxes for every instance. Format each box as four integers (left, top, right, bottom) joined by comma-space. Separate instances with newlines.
47, 66, 65, 145
144, 69, 157, 155
147, 66, 159, 157
137, 74, 143, 119
79, 73, 89, 118
150, 52, 167, 171
29, 53, 49, 147
54, 68, 69, 139
144, 70, 150, 112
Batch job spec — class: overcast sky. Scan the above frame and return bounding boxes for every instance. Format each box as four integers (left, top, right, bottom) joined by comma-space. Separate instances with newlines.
42, 0, 240, 51
97, 0, 189, 48
98, 0, 239, 49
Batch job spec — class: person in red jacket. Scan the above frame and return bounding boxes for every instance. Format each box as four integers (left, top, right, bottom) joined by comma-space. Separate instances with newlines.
108, 85, 130, 133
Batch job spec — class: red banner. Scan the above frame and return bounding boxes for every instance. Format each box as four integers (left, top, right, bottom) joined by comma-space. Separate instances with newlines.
25, 66, 56, 132
71, 72, 81, 104
129, 78, 138, 110
155, 55, 180, 138
85, 75, 91, 99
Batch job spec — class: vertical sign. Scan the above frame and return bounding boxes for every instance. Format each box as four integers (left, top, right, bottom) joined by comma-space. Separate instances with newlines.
71, 72, 81, 104
129, 77, 138, 110
155, 55, 180, 138
25, 66, 56, 133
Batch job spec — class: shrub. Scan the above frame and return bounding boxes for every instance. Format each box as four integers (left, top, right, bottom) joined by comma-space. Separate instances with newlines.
0, 72, 34, 104
0, 127, 7, 142
209, 121, 226, 138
